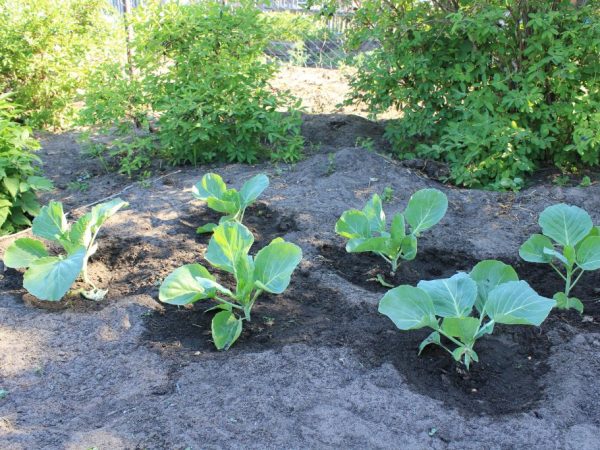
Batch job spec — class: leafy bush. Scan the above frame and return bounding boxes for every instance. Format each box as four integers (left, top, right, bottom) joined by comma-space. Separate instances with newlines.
193, 173, 269, 233
81, 0, 304, 170
159, 221, 302, 350
3, 198, 128, 301
0, 95, 53, 235
520, 203, 600, 313
379, 260, 555, 369
335, 189, 448, 275
344, 0, 600, 189
0, 0, 122, 127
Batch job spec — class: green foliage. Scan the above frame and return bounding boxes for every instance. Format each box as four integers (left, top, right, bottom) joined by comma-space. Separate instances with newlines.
81, 0, 304, 170
262, 11, 336, 43
3, 198, 128, 301
343, 0, 600, 189
0, 96, 53, 235
0, 0, 122, 127
159, 221, 302, 350
335, 189, 448, 274
379, 260, 555, 369
519, 203, 600, 313
192, 173, 269, 233
381, 186, 394, 203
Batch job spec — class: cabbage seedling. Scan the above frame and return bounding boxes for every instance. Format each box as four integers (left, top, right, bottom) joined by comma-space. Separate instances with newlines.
3, 198, 128, 301
192, 173, 269, 233
378, 260, 555, 369
519, 203, 600, 313
159, 221, 302, 350
335, 189, 448, 275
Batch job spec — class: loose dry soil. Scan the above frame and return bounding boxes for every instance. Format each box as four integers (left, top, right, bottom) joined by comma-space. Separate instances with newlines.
1, 115, 599, 449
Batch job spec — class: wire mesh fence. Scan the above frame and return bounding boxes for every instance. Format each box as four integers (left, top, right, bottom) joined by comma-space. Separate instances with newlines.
108, 0, 353, 69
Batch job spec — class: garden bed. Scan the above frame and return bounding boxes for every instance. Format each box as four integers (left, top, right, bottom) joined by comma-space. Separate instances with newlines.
1, 117, 599, 449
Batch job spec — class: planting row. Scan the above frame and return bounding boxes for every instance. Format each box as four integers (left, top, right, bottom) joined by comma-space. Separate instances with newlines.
4, 173, 600, 368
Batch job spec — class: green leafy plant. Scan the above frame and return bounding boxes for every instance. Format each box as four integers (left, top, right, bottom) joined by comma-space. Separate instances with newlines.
81, 0, 304, 169
355, 137, 375, 152
379, 260, 556, 369
381, 186, 394, 203
0, 0, 122, 127
519, 203, 600, 313
192, 173, 269, 233
0, 95, 53, 235
326, 153, 336, 175
159, 221, 302, 350
3, 198, 128, 301
335, 189, 448, 275
335, 0, 600, 189
580, 176, 592, 188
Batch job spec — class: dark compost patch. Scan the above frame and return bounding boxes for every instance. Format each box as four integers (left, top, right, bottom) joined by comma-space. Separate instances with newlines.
142, 273, 551, 417
188, 201, 298, 247
515, 261, 600, 331
318, 243, 481, 293
318, 243, 600, 330
0, 203, 297, 313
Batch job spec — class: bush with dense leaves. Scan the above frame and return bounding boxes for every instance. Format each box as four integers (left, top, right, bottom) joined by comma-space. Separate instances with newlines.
343, 0, 600, 189
0, 95, 53, 235
0, 0, 122, 128
81, 0, 304, 169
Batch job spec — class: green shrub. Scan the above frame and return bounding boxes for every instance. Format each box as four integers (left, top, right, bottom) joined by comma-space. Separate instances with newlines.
0, 0, 122, 128
344, 0, 600, 189
0, 95, 53, 235
81, 0, 304, 169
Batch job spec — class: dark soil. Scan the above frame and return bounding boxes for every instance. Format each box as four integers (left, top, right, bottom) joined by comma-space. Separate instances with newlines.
192, 201, 298, 248
143, 272, 551, 417
318, 243, 480, 293
0, 202, 296, 312
2, 120, 600, 449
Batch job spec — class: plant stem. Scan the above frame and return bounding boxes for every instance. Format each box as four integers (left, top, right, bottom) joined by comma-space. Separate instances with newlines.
565, 267, 573, 296
435, 326, 466, 349
80, 254, 99, 290
570, 267, 586, 292
243, 289, 264, 321
214, 296, 243, 311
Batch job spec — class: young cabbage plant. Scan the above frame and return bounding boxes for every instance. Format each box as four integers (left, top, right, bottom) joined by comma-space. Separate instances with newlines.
378, 260, 555, 369
3, 198, 128, 301
335, 189, 448, 276
159, 221, 302, 350
192, 173, 269, 233
519, 203, 600, 314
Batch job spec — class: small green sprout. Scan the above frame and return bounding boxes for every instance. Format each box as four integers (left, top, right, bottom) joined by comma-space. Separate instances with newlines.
356, 137, 375, 152
159, 221, 302, 350
519, 203, 600, 313
381, 186, 394, 203
3, 199, 127, 301
326, 152, 336, 175
580, 176, 592, 187
379, 260, 555, 369
335, 189, 448, 275
192, 173, 269, 234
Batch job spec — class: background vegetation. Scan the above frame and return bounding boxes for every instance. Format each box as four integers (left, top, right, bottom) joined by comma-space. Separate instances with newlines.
81, 0, 304, 173
0, 95, 52, 235
342, 0, 600, 189
0, 0, 122, 128
1, 0, 600, 236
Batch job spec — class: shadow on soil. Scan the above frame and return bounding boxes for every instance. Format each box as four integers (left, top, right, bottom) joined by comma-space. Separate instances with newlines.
318, 243, 600, 330
142, 258, 555, 417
